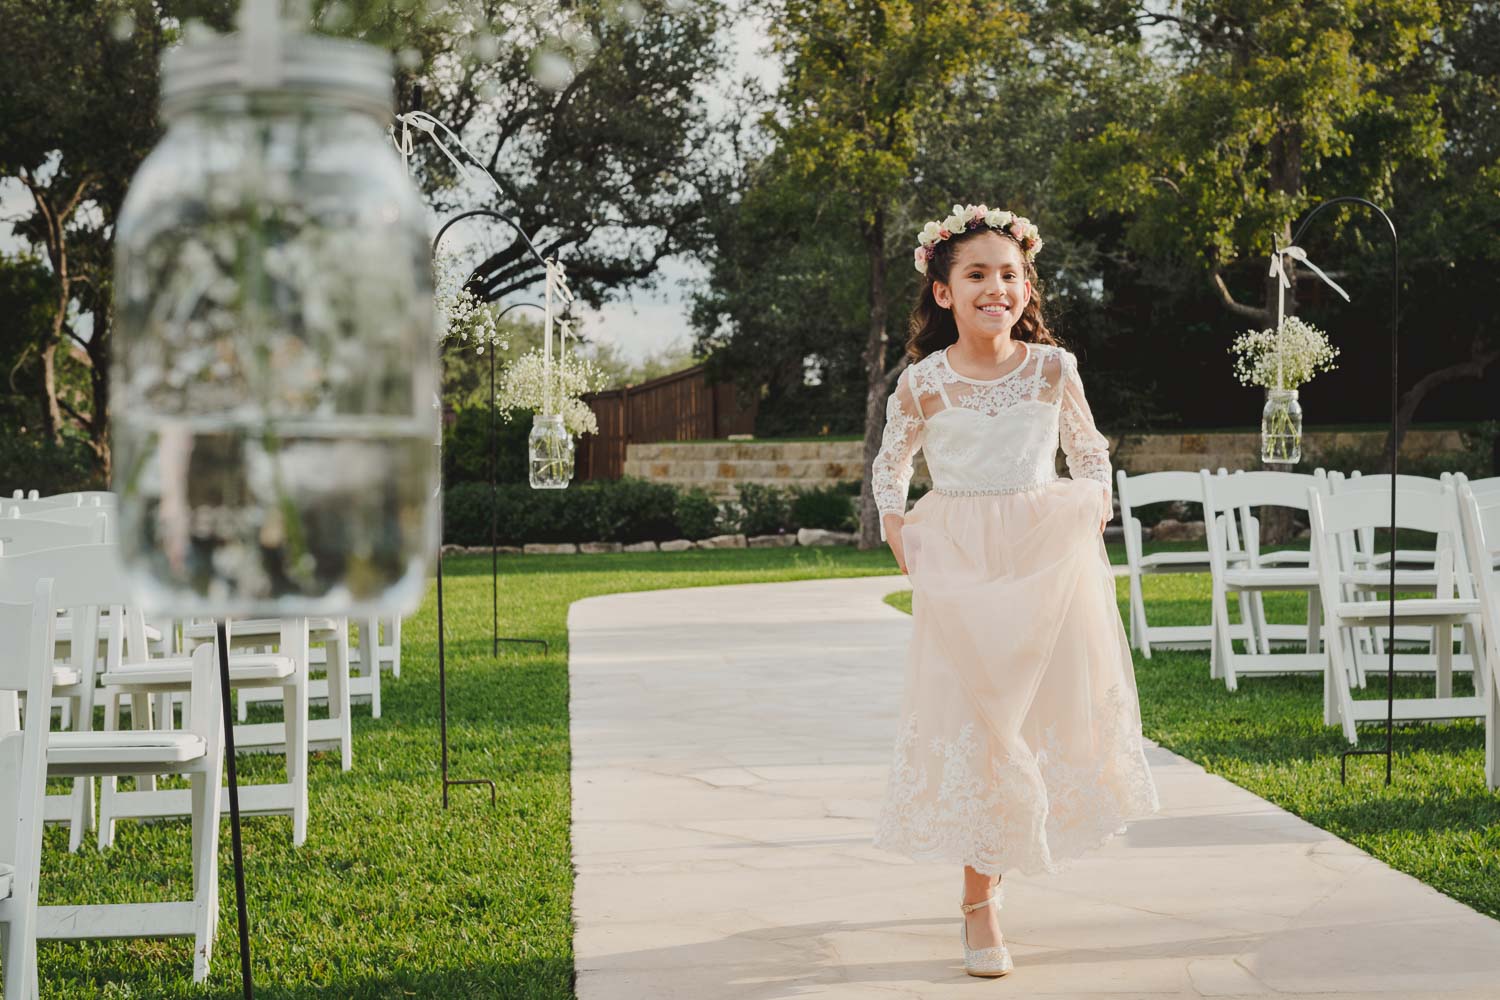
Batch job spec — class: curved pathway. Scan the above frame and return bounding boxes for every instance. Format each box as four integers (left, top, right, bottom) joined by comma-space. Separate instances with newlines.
569, 576, 1500, 999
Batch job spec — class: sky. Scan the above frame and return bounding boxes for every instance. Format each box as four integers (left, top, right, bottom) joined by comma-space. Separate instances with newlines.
0, 9, 781, 364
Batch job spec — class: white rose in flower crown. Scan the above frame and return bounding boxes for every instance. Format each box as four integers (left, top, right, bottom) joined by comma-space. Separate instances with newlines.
1024, 224, 1040, 243
951, 203, 964, 216
919, 221, 942, 246
942, 213, 966, 235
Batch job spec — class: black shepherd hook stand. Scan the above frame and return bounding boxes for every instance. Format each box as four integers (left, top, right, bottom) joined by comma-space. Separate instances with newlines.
1284, 197, 1401, 786
432, 209, 554, 807
215, 621, 254, 999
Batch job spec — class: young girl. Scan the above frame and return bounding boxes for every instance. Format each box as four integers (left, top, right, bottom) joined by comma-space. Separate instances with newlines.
870, 204, 1159, 978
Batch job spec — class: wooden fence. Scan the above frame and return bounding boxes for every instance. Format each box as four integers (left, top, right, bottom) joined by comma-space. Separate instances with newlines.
576, 364, 757, 480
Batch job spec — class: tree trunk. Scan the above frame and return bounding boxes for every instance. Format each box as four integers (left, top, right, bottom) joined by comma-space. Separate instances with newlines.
39, 338, 63, 443
87, 307, 112, 480
1264, 125, 1302, 327
858, 210, 890, 550
1380, 339, 1500, 471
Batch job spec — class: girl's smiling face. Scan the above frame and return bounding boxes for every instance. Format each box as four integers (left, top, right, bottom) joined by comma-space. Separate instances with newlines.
931, 231, 1031, 340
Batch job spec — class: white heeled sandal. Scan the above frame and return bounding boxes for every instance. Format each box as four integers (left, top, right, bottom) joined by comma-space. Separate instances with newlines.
959, 882, 1014, 978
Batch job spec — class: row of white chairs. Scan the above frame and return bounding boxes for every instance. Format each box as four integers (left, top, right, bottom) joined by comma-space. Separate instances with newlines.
0, 489, 407, 991
1117, 470, 1500, 782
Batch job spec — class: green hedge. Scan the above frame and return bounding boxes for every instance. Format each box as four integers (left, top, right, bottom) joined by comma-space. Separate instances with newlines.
442, 477, 872, 545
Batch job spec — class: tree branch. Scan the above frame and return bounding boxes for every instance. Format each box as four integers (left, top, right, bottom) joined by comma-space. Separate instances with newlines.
1210, 268, 1269, 322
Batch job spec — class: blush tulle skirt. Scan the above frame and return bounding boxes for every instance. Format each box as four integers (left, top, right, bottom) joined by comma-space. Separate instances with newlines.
873, 478, 1160, 877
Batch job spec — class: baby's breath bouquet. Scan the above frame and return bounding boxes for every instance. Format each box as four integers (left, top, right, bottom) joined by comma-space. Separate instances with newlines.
1230, 316, 1339, 464
435, 253, 506, 354
1229, 316, 1339, 391
496, 350, 607, 436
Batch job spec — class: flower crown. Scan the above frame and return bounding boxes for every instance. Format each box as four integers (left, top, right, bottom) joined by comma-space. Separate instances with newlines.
913, 203, 1043, 274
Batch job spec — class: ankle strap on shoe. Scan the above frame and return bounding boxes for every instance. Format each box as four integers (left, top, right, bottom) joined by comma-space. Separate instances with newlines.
960, 884, 1004, 914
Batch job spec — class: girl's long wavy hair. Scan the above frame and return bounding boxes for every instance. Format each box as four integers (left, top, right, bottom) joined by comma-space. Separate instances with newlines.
906, 228, 1059, 362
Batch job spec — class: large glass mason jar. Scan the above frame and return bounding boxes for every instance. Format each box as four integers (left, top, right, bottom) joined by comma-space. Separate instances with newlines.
111, 32, 438, 616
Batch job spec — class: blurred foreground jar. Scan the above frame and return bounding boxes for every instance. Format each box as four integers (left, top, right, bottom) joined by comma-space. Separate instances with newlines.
112, 30, 438, 616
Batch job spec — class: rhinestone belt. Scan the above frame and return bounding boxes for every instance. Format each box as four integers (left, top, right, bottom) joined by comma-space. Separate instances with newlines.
932, 478, 1055, 497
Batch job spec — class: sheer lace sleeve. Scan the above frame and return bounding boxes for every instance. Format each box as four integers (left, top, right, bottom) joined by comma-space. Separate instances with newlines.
1058, 350, 1112, 518
871, 369, 926, 542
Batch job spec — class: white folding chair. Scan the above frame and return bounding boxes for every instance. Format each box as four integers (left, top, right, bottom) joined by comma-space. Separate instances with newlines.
1328, 472, 1484, 686
1117, 469, 1255, 657
1336, 472, 1445, 568
1310, 487, 1485, 743
1460, 475, 1500, 571
1456, 480, 1500, 788
0, 492, 114, 516
0, 545, 228, 983
0, 578, 57, 1000
194, 617, 353, 771
1228, 468, 1328, 654
96, 615, 306, 848
0, 512, 109, 851
1202, 470, 1329, 689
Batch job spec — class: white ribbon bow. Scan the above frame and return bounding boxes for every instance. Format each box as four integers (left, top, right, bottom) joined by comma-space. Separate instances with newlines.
545, 258, 575, 306
390, 110, 508, 205
1268, 244, 1350, 303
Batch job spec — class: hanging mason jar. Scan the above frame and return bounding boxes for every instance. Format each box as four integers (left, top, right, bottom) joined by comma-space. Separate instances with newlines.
529, 414, 575, 489
111, 28, 438, 616
1261, 388, 1303, 465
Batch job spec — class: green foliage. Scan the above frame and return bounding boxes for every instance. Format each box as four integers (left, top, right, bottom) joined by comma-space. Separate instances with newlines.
731, 482, 795, 536
444, 478, 687, 546
0, 433, 104, 496
588, 477, 683, 542
790, 483, 858, 532
673, 487, 724, 540
441, 405, 531, 486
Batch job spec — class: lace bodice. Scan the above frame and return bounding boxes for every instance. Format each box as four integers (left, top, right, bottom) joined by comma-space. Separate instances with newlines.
871, 342, 1111, 540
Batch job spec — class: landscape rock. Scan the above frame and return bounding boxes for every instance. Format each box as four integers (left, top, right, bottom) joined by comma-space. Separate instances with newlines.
695, 533, 748, 550
523, 542, 579, 555
623, 541, 659, 553
580, 541, 624, 554
1150, 518, 1206, 542
797, 527, 858, 547
659, 539, 694, 552
748, 534, 797, 548
440, 544, 467, 557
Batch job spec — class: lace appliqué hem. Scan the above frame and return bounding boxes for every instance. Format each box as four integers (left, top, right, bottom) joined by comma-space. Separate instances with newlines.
872, 684, 1160, 877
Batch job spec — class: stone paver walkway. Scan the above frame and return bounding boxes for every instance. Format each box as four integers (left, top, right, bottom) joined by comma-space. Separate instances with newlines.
569, 576, 1500, 999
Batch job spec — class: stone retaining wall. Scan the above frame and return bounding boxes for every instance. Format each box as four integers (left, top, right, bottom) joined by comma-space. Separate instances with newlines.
622, 428, 1465, 498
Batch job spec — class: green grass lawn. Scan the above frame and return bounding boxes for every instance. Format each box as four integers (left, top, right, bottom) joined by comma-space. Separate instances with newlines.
885, 570, 1500, 923
33, 547, 900, 998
